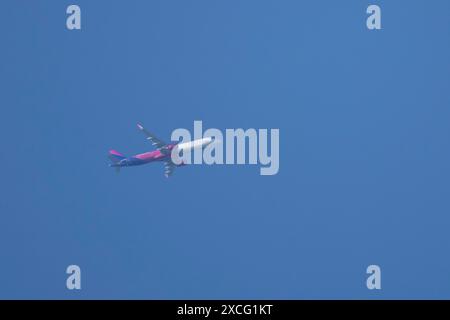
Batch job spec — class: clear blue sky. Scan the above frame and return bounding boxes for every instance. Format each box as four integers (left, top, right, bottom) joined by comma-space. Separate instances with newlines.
1, 1, 450, 299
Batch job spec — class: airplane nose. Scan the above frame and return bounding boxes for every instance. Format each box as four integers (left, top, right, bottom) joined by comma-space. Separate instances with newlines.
207, 137, 220, 146
207, 138, 215, 147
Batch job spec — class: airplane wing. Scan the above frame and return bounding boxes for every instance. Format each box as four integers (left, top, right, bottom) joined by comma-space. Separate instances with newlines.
163, 160, 176, 178
137, 123, 167, 149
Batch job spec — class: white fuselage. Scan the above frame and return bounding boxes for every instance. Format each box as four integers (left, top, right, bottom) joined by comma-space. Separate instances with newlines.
176, 137, 213, 152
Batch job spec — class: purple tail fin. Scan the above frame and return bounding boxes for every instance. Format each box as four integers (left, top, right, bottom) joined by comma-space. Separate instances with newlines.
108, 150, 126, 164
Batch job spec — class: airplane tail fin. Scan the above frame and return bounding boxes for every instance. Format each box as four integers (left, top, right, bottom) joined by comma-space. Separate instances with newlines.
108, 150, 126, 163
108, 150, 126, 172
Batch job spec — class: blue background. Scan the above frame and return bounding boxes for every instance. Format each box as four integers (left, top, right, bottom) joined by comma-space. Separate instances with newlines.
1, 0, 449, 299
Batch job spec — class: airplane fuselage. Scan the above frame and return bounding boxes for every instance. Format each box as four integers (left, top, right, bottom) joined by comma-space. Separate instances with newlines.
110, 144, 176, 168
110, 137, 213, 168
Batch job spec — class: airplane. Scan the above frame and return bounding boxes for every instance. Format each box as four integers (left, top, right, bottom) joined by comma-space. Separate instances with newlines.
108, 124, 213, 177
